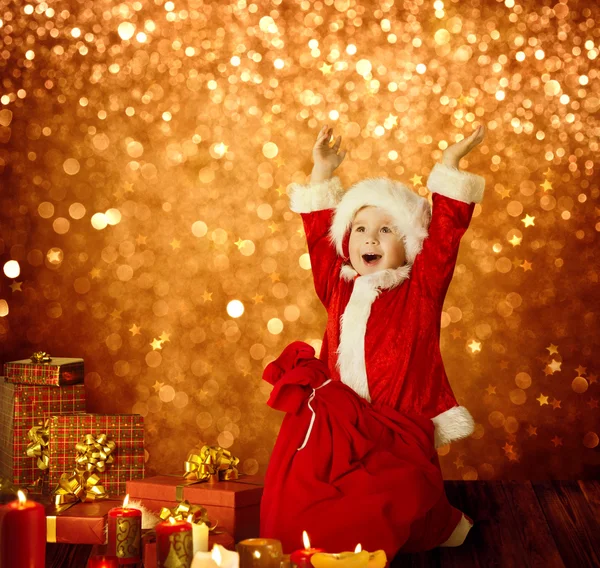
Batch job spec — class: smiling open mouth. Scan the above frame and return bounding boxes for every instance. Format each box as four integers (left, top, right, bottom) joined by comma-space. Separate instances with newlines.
362, 254, 382, 265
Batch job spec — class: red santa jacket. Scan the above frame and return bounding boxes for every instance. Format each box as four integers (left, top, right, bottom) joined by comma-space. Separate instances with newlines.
288, 163, 485, 447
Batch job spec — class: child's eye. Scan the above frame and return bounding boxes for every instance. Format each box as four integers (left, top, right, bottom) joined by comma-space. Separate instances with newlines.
381, 226, 392, 233
355, 226, 364, 232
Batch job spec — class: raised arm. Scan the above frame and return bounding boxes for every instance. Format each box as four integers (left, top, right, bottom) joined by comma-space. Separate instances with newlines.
414, 126, 486, 305
288, 126, 347, 308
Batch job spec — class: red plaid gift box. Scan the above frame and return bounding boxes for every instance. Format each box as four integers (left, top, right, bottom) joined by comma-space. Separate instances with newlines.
0, 379, 86, 490
4, 357, 84, 387
45, 413, 145, 496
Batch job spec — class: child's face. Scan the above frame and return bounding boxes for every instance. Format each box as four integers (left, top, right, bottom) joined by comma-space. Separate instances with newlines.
348, 206, 407, 276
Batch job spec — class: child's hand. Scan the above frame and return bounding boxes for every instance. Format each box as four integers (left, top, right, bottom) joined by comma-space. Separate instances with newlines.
312, 125, 347, 173
442, 125, 485, 168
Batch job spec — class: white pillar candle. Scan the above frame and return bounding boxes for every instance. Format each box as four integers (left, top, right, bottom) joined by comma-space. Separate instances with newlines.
192, 521, 209, 554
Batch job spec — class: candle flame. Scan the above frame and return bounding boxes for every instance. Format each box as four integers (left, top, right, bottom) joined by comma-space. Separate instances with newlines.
169, 517, 176, 525
212, 544, 223, 566
187, 514, 193, 523
123, 494, 130, 508
253, 551, 261, 559
17, 490, 27, 505
302, 530, 311, 549
355, 544, 362, 553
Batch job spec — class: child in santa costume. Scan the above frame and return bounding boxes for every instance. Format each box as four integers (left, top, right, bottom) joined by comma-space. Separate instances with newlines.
260, 125, 486, 559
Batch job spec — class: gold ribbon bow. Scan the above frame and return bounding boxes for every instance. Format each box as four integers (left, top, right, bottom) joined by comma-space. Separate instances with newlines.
183, 445, 239, 482
51, 432, 115, 510
53, 471, 107, 511
74, 433, 116, 474
158, 500, 216, 530
30, 351, 52, 363
26, 421, 50, 471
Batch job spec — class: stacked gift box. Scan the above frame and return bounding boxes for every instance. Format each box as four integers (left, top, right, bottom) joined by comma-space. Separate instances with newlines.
1, 353, 264, 559
0, 353, 145, 544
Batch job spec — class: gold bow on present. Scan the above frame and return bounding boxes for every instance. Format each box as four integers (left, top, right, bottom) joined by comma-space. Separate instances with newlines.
30, 351, 52, 363
158, 500, 215, 530
53, 471, 107, 511
74, 433, 116, 474
183, 445, 239, 482
26, 421, 50, 471
51, 432, 116, 510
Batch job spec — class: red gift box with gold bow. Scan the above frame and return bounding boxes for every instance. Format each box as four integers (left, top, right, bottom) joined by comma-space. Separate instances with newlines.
0, 378, 86, 490
43, 413, 145, 497
127, 446, 263, 542
4, 355, 84, 387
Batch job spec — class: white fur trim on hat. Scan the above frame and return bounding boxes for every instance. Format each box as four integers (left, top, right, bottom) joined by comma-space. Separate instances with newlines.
288, 176, 344, 214
431, 405, 475, 448
427, 163, 485, 204
329, 178, 431, 265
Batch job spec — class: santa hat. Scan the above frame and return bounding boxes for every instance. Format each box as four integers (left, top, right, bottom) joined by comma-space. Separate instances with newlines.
329, 178, 432, 264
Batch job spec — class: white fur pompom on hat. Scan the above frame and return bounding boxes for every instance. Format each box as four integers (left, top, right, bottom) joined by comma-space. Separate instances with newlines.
329, 177, 432, 264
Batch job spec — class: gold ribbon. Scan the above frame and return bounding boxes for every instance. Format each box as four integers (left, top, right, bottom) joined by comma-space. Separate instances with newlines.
53, 471, 108, 511
26, 421, 50, 471
51, 432, 115, 509
30, 351, 52, 363
74, 433, 116, 474
158, 500, 216, 531
46, 517, 57, 543
183, 445, 239, 482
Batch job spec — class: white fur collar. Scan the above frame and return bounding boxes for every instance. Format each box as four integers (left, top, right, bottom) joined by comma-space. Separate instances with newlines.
339, 262, 412, 290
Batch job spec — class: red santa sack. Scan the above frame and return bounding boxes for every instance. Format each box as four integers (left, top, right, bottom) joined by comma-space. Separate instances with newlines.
260, 341, 461, 559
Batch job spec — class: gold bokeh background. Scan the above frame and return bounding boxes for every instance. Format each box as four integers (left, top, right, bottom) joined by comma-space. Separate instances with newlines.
0, 0, 598, 481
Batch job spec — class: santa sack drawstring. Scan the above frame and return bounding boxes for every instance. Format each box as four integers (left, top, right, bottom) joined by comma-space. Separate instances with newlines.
297, 379, 332, 451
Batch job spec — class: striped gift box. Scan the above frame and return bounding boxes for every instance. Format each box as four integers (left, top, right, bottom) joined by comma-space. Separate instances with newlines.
45, 413, 145, 496
4, 357, 84, 387
0, 379, 86, 490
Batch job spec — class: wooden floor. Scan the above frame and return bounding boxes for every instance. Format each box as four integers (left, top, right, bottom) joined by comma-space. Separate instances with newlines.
393, 480, 600, 568
46, 481, 600, 567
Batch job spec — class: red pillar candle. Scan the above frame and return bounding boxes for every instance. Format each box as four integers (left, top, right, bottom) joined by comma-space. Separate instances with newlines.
156, 517, 193, 568
107, 494, 142, 564
290, 531, 325, 568
0, 490, 45, 568
87, 556, 119, 568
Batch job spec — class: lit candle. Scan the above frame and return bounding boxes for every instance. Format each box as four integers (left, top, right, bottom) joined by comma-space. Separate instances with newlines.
107, 494, 142, 564
0, 490, 45, 568
310, 544, 373, 568
188, 512, 209, 554
192, 543, 240, 568
156, 516, 193, 568
87, 555, 119, 568
290, 531, 325, 568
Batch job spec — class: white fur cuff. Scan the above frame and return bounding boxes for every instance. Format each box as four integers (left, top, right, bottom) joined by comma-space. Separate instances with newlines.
427, 163, 485, 204
432, 405, 475, 448
288, 176, 344, 213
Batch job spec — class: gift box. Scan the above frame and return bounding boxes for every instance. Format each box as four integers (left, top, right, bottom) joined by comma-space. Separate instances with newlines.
127, 475, 263, 542
0, 379, 86, 489
4, 357, 84, 387
45, 413, 145, 496
45, 499, 122, 544
142, 529, 235, 568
